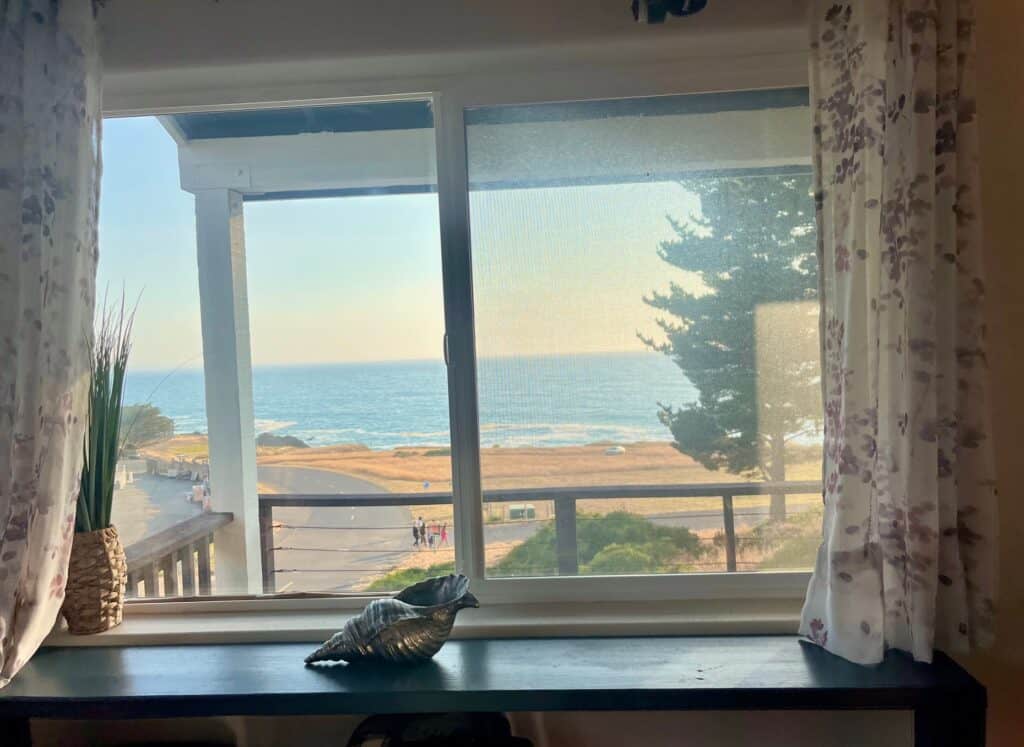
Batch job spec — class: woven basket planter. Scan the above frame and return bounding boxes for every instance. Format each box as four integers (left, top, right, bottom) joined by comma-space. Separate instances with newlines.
62, 526, 127, 634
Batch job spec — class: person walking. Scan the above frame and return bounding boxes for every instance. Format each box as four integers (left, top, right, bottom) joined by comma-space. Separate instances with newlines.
412, 522, 420, 549
440, 523, 448, 547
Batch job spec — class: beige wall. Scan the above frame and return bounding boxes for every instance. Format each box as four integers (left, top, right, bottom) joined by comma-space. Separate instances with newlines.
959, 0, 1024, 744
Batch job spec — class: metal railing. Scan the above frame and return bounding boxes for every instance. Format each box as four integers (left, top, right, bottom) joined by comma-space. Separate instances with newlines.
124, 512, 233, 598
257, 480, 820, 593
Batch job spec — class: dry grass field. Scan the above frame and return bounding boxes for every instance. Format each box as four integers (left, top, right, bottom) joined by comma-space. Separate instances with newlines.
141, 436, 821, 523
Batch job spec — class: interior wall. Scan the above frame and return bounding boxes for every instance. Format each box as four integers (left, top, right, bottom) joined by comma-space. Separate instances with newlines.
957, 0, 1024, 744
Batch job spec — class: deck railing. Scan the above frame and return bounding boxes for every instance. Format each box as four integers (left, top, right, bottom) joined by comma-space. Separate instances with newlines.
124, 511, 233, 598
257, 480, 821, 593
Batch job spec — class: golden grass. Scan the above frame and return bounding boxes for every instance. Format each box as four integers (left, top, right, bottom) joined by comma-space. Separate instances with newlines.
259, 441, 821, 517
139, 434, 210, 460
143, 436, 821, 521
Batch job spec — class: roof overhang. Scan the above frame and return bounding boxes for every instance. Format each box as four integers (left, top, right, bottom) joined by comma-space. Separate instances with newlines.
158, 89, 811, 200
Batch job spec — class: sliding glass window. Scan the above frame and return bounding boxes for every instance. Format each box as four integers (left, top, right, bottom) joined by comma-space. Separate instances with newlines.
465, 89, 823, 580
240, 101, 450, 593
103, 101, 454, 598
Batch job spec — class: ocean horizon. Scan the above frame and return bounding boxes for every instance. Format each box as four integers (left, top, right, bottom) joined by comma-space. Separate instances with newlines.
122, 351, 698, 451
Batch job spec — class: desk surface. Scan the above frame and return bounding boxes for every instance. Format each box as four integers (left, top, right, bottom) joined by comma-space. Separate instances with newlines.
0, 636, 984, 719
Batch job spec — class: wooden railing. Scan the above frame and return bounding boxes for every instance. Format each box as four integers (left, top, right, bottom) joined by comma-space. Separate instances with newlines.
257, 481, 821, 593
124, 512, 233, 598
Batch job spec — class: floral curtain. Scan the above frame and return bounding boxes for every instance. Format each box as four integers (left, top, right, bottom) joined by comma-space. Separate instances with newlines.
799, 0, 997, 664
0, 0, 101, 687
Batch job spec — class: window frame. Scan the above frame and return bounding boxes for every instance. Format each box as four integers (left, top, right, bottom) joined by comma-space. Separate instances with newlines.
103, 44, 817, 619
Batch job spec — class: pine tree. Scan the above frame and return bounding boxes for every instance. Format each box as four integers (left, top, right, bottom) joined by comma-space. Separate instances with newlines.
640, 174, 820, 520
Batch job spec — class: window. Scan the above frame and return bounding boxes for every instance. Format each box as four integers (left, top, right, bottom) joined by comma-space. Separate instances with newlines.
102, 85, 821, 607
98, 116, 211, 597
465, 90, 823, 581
245, 189, 452, 594
104, 101, 458, 597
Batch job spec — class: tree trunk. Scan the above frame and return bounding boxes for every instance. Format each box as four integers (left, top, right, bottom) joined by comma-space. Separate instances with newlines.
769, 435, 787, 522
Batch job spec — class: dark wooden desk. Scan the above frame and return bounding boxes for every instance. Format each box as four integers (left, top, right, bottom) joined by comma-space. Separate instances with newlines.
0, 637, 985, 746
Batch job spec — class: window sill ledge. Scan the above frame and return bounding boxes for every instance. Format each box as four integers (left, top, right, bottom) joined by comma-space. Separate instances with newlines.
43, 598, 802, 647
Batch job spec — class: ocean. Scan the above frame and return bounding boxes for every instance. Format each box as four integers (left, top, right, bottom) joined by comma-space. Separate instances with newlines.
121, 351, 698, 450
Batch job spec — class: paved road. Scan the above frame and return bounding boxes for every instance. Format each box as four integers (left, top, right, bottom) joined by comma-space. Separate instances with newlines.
257, 465, 413, 593
111, 474, 203, 547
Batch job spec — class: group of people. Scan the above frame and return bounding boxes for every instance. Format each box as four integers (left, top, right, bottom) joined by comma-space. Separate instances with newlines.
412, 517, 448, 550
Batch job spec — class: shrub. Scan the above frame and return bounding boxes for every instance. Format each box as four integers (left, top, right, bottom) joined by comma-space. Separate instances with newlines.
584, 543, 657, 574
756, 508, 824, 570
492, 511, 704, 577
365, 561, 456, 592
759, 534, 820, 570
367, 512, 710, 589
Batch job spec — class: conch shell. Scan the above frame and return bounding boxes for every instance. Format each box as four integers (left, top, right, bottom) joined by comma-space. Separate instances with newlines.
305, 574, 479, 665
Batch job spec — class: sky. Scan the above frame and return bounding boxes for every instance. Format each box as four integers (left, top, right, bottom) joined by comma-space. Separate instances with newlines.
97, 116, 698, 370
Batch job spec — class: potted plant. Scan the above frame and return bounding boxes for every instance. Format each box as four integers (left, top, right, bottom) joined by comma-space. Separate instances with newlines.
61, 302, 134, 634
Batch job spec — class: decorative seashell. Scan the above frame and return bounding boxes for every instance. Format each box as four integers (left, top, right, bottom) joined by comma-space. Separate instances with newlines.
305, 574, 479, 665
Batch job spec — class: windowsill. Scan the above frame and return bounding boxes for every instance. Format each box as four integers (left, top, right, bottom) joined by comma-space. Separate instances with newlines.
43, 598, 802, 647
6, 636, 984, 733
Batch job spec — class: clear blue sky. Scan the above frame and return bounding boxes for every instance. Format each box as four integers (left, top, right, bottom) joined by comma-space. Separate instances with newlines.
98, 116, 697, 370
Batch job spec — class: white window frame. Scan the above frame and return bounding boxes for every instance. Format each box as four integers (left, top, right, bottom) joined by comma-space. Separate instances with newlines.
102, 40, 816, 622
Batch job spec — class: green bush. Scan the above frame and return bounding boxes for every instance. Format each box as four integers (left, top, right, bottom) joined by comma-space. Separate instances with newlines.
365, 561, 456, 592
584, 543, 659, 574
493, 511, 704, 577
759, 534, 820, 570
367, 512, 708, 590
752, 507, 823, 570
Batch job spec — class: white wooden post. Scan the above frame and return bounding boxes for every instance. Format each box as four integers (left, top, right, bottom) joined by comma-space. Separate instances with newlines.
194, 189, 262, 595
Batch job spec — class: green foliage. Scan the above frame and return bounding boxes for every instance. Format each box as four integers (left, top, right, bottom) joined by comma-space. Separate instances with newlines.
583, 544, 653, 574
582, 541, 680, 575
494, 511, 704, 576
758, 534, 821, 570
755, 508, 823, 570
121, 404, 174, 449
77, 299, 135, 534
640, 174, 821, 485
365, 561, 456, 592
366, 512, 706, 590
